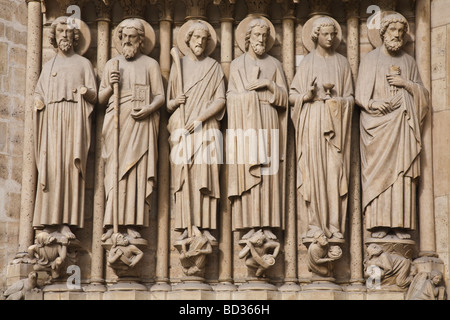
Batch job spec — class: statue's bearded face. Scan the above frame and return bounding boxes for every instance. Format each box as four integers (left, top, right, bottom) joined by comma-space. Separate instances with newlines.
249, 26, 268, 56
189, 29, 208, 57
122, 27, 141, 60
55, 23, 74, 53
384, 22, 405, 53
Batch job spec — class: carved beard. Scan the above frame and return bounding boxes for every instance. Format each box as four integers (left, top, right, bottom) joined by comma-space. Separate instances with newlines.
251, 42, 266, 56
58, 39, 73, 52
384, 37, 404, 53
122, 42, 140, 60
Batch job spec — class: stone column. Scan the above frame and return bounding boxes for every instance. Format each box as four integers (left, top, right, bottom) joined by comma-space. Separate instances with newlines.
215, 0, 236, 294
279, 0, 300, 293
343, 0, 365, 291
18, 0, 42, 254
86, 2, 112, 296
152, 0, 173, 293
415, 0, 436, 258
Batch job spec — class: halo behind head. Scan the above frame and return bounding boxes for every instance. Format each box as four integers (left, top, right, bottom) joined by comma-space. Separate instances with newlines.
177, 19, 217, 57
113, 18, 156, 56
235, 16, 276, 53
49, 16, 91, 56
367, 11, 411, 48
302, 15, 342, 52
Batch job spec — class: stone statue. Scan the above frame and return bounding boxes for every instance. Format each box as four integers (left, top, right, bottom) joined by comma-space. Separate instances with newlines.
176, 226, 214, 277
307, 229, 342, 278
405, 270, 447, 300
167, 20, 225, 246
290, 16, 354, 240
107, 233, 144, 272
364, 243, 413, 289
356, 13, 429, 240
238, 229, 280, 278
99, 18, 165, 241
32, 16, 97, 240
1, 272, 38, 300
27, 231, 67, 280
227, 16, 288, 270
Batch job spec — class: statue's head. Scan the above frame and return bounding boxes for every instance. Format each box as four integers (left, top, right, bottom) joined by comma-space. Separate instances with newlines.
245, 18, 270, 56
49, 16, 80, 53
117, 18, 145, 59
366, 243, 383, 258
430, 270, 443, 285
185, 21, 211, 58
380, 13, 408, 53
111, 233, 129, 247
312, 229, 328, 246
35, 231, 56, 247
310, 16, 337, 50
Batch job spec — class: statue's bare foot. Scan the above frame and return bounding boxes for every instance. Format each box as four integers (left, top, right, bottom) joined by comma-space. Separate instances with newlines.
177, 229, 188, 241
332, 232, 344, 239
371, 228, 388, 239
394, 229, 411, 239
101, 228, 113, 242
203, 229, 216, 242
127, 228, 141, 239
60, 225, 76, 240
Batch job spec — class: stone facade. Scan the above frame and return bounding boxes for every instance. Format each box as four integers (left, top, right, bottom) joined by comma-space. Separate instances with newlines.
0, 0, 449, 300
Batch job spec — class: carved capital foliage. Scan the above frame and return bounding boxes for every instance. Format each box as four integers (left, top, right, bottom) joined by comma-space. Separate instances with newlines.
342, 0, 359, 18
182, 0, 211, 19
277, 0, 296, 19
94, 0, 113, 20
377, 0, 397, 11
118, 0, 147, 18
217, 0, 235, 20
308, 0, 333, 16
245, 0, 271, 16
156, 0, 174, 21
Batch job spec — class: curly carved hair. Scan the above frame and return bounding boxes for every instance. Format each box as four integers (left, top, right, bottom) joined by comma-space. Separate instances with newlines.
379, 13, 408, 41
49, 16, 80, 49
244, 18, 270, 52
117, 18, 145, 50
310, 16, 337, 44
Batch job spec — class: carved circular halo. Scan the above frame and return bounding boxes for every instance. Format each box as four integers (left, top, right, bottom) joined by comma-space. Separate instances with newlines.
367, 11, 411, 48
51, 17, 91, 56
176, 19, 217, 57
113, 18, 156, 56
235, 15, 276, 53
302, 15, 342, 53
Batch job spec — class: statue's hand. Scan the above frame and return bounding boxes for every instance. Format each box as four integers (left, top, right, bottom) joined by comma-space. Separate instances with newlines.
370, 100, 394, 115
246, 79, 272, 92
386, 74, 407, 88
131, 105, 152, 121
109, 70, 120, 89
303, 77, 317, 103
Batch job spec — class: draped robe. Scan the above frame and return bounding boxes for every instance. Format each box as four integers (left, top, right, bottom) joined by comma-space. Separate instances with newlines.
33, 53, 97, 229
167, 56, 226, 231
356, 47, 429, 231
227, 53, 288, 231
290, 50, 354, 238
100, 55, 164, 227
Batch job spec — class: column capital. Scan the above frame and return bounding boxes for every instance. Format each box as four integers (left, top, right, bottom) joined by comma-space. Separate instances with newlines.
342, 0, 360, 19
157, 0, 174, 22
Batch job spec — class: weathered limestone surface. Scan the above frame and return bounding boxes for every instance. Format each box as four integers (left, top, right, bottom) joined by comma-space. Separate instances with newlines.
0, 0, 449, 300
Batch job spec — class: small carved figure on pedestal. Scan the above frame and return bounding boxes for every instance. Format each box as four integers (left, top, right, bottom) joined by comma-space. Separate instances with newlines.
307, 230, 342, 280
0, 272, 39, 300
406, 270, 447, 300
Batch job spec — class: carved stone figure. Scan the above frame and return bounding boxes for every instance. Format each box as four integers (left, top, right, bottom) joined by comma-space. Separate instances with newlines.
364, 243, 413, 289
107, 233, 144, 273
356, 13, 429, 240
227, 17, 288, 270
238, 229, 280, 278
1, 272, 38, 300
175, 226, 214, 277
290, 16, 354, 240
307, 230, 342, 278
405, 270, 447, 300
27, 231, 67, 280
99, 18, 165, 241
167, 20, 225, 245
32, 16, 97, 240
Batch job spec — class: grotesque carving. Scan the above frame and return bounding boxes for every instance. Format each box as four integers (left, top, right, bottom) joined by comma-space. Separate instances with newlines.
99, 18, 165, 242
290, 16, 354, 240
307, 230, 343, 278
32, 16, 96, 241
227, 16, 288, 278
167, 20, 225, 276
406, 270, 447, 300
364, 243, 413, 290
356, 13, 429, 240
1, 272, 39, 300
107, 233, 144, 273
238, 229, 280, 278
